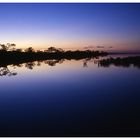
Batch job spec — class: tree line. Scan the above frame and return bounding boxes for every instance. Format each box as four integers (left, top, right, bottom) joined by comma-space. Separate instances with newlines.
0, 43, 65, 53
0, 43, 108, 67
0, 43, 108, 54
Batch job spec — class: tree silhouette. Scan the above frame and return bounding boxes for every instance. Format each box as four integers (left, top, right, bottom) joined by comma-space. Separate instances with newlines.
25, 47, 35, 53
15, 48, 22, 52
0, 43, 16, 51
47, 47, 64, 53
57, 48, 64, 52
0, 42, 108, 68
47, 47, 57, 53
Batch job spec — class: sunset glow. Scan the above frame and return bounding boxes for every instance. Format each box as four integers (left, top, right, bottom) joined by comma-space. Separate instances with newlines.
0, 3, 140, 52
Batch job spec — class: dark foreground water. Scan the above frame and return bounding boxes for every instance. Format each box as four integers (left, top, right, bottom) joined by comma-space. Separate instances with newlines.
0, 56, 140, 136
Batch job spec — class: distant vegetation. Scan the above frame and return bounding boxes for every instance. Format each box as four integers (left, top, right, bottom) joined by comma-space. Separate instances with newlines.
1, 43, 140, 70
0, 43, 140, 77
0, 43, 16, 51
0, 43, 108, 76
0, 43, 108, 67
0, 43, 108, 55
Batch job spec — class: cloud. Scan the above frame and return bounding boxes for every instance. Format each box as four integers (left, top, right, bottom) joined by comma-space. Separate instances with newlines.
84, 46, 94, 49
84, 45, 114, 50
108, 46, 113, 49
96, 46, 105, 48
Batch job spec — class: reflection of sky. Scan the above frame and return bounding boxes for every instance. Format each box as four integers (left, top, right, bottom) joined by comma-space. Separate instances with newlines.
0, 59, 139, 92
0, 59, 140, 135
0, 3, 140, 51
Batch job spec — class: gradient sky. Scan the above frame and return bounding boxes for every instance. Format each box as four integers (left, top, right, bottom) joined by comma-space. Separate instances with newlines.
0, 3, 140, 51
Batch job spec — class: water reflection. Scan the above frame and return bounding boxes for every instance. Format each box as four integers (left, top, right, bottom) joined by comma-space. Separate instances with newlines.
99, 56, 140, 68
0, 55, 140, 136
25, 62, 36, 70
83, 58, 100, 67
0, 58, 101, 76
0, 67, 17, 76
1, 56, 140, 76
44, 59, 64, 66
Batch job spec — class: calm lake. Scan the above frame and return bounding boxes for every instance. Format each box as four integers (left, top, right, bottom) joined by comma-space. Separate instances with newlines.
0, 55, 140, 136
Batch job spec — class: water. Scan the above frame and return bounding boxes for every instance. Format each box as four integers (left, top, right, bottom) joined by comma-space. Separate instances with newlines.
0, 56, 140, 136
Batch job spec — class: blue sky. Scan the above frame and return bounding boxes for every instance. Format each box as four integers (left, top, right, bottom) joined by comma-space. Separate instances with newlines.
0, 3, 140, 51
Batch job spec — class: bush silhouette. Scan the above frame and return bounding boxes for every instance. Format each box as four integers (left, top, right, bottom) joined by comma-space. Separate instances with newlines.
0, 43, 16, 51
25, 47, 35, 53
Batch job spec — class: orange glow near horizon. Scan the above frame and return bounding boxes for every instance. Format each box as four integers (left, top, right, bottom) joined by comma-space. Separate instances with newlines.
7, 40, 140, 53
0, 4, 140, 53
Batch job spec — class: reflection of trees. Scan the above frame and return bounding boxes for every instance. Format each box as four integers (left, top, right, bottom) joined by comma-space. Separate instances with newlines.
2, 55, 140, 77
99, 56, 140, 68
82, 56, 140, 69
1, 56, 140, 77
44, 59, 64, 66
83, 58, 90, 67
15, 64, 23, 68
37, 61, 41, 66
0, 67, 17, 76
83, 58, 100, 68
23, 59, 64, 70
11, 64, 23, 69
0, 59, 65, 77
25, 62, 36, 69
83, 61, 88, 67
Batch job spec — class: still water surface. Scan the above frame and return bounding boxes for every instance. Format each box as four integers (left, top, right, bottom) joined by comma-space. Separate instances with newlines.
0, 56, 140, 136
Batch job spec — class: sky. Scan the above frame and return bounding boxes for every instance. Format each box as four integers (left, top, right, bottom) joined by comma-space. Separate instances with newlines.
0, 3, 140, 51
